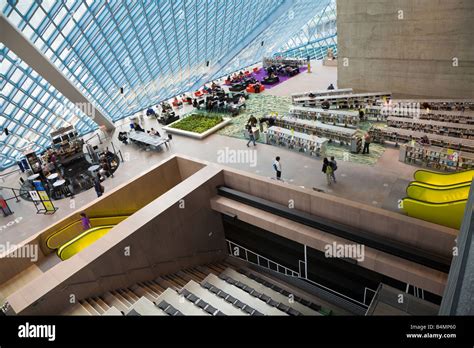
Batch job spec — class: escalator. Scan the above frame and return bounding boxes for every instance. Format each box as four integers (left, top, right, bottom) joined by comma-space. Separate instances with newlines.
45, 215, 130, 260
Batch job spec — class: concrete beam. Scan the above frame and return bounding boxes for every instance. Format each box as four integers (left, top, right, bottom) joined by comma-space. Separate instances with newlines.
0, 14, 115, 131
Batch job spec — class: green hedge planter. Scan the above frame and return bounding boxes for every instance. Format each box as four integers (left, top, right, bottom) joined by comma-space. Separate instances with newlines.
170, 115, 224, 134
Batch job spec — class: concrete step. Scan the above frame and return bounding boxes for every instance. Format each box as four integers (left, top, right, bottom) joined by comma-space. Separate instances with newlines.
125, 296, 167, 316
103, 306, 123, 315
235, 266, 334, 315
202, 273, 287, 316
182, 280, 246, 315
154, 288, 210, 316
79, 300, 101, 315
131, 284, 160, 302
102, 292, 129, 313
85, 298, 106, 315
221, 268, 320, 316
62, 303, 92, 316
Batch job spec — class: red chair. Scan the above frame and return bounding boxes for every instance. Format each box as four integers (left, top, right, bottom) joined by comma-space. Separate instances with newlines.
194, 91, 203, 97
246, 83, 265, 93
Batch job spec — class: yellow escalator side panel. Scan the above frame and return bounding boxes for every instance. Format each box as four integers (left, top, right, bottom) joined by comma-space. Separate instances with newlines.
414, 169, 474, 186
46, 215, 129, 250
402, 198, 465, 229
406, 184, 470, 203
57, 225, 114, 261
409, 181, 471, 191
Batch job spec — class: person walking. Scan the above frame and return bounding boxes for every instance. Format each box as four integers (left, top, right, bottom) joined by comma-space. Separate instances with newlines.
246, 125, 256, 147
273, 156, 282, 180
80, 212, 92, 230
322, 157, 334, 185
329, 156, 337, 183
363, 133, 371, 154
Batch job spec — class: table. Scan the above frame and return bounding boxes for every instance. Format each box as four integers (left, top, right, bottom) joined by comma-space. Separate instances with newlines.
52, 179, 72, 199
47, 173, 59, 181
53, 179, 66, 188
128, 132, 169, 149
88, 165, 101, 173
27, 174, 40, 181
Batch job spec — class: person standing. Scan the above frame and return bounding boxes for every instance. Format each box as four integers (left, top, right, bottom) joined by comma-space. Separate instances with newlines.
322, 157, 334, 185
80, 212, 92, 231
329, 156, 337, 183
94, 173, 104, 197
246, 125, 256, 147
273, 156, 282, 180
363, 133, 371, 154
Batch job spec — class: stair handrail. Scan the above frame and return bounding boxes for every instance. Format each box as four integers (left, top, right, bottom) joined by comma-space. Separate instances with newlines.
226, 239, 300, 277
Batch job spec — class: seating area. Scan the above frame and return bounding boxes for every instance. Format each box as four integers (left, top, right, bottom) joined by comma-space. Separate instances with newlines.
63, 262, 333, 316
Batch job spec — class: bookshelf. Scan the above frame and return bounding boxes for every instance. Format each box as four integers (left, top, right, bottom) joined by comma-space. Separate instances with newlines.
289, 106, 359, 127
386, 116, 474, 138
291, 88, 353, 105
312, 91, 391, 109
366, 105, 474, 124
400, 143, 474, 171
274, 116, 363, 152
380, 99, 474, 111
266, 126, 328, 158
369, 126, 474, 153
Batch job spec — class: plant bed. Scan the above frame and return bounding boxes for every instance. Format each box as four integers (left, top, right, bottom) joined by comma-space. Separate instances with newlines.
163, 114, 231, 139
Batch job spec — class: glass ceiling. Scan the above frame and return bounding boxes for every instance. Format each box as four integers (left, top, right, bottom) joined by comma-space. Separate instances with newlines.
1, 0, 333, 170
276, 0, 337, 60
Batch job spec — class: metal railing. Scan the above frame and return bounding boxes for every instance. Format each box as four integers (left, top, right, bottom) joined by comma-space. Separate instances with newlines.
0, 168, 21, 183
226, 239, 368, 308
0, 185, 26, 202
226, 239, 300, 278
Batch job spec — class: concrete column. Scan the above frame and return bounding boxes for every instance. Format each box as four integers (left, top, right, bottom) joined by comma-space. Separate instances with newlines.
337, 0, 474, 98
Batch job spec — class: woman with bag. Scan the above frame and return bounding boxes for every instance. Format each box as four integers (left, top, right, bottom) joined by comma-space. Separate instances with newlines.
322, 157, 334, 185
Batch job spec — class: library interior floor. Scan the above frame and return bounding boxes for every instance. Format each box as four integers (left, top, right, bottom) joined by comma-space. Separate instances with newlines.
0, 0, 473, 324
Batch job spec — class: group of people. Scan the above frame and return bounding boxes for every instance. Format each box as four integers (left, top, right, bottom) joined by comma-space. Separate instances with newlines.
271, 155, 338, 185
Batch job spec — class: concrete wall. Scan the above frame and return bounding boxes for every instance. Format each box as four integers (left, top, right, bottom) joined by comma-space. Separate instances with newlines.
337, 0, 474, 98
221, 168, 457, 260
6, 161, 227, 315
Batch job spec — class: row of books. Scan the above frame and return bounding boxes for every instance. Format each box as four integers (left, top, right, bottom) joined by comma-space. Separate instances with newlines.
386, 117, 474, 139
266, 127, 328, 157
274, 116, 358, 145
289, 107, 359, 127
400, 144, 474, 170
365, 105, 474, 124
369, 126, 474, 153
291, 88, 353, 105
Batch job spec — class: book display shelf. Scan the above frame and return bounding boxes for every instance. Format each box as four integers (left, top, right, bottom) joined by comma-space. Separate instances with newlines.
381, 99, 474, 111
386, 117, 474, 138
289, 106, 359, 127
369, 126, 474, 153
400, 143, 474, 171
266, 126, 328, 158
312, 92, 391, 109
366, 105, 474, 124
291, 88, 353, 106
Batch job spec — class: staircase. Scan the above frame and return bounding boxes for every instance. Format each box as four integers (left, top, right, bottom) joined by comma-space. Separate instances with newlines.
62, 262, 333, 316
